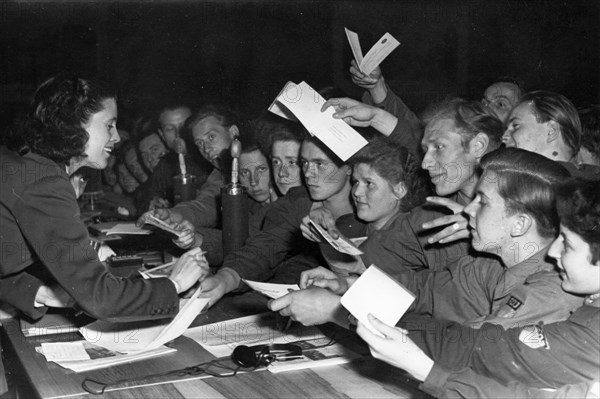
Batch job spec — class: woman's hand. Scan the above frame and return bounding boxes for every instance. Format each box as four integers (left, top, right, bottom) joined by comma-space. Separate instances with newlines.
172, 219, 203, 249
168, 248, 209, 294
356, 314, 434, 382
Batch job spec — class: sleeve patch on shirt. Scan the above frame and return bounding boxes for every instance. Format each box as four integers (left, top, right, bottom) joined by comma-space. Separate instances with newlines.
519, 325, 550, 349
506, 296, 523, 311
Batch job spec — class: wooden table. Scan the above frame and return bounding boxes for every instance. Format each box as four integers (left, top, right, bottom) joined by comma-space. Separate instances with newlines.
1, 293, 430, 399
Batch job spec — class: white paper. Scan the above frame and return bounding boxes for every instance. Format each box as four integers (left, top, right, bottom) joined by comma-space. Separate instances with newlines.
310, 219, 363, 255
105, 223, 152, 235
242, 280, 299, 299
40, 341, 90, 362
344, 28, 363, 65
268, 339, 360, 373
143, 214, 184, 238
184, 312, 328, 358
345, 28, 400, 75
80, 291, 209, 353
97, 243, 116, 262
268, 81, 368, 161
340, 265, 415, 337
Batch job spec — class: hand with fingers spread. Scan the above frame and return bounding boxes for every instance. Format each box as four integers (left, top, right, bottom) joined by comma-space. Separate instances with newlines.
267, 287, 346, 327
321, 97, 397, 135
300, 207, 339, 242
356, 314, 434, 382
168, 248, 209, 294
422, 197, 470, 244
299, 266, 350, 295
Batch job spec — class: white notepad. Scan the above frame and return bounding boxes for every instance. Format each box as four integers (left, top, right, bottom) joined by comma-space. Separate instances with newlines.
341, 265, 415, 336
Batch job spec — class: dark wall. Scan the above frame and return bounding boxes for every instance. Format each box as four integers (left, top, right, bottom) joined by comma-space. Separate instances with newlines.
1, 0, 599, 129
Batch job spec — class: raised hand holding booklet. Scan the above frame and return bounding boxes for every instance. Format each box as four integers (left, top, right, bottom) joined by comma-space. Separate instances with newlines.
344, 28, 400, 75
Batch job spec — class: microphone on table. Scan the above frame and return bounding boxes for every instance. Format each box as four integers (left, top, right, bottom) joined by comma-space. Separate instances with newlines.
221, 139, 249, 257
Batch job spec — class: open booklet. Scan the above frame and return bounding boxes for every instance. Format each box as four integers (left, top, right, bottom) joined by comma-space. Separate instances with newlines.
184, 312, 361, 372
268, 81, 368, 161
341, 265, 415, 337
344, 28, 400, 75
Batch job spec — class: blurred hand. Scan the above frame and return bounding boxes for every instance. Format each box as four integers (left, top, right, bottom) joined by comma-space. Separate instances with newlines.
136, 207, 183, 227
421, 197, 469, 244
172, 219, 203, 249
356, 314, 434, 382
300, 207, 339, 242
168, 248, 209, 294
268, 287, 343, 326
35, 285, 76, 308
299, 266, 349, 295
349, 60, 382, 90
149, 197, 171, 211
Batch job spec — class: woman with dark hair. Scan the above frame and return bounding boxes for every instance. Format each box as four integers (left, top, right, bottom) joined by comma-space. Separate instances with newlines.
356, 177, 600, 398
0, 74, 205, 322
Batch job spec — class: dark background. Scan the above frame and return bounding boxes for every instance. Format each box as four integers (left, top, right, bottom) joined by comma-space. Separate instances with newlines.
1, 0, 599, 131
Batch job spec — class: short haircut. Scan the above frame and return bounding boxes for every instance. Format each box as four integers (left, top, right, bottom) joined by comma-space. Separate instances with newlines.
555, 177, 600, 264
519, 91, 582, 156
6, 73, 116, 164
349, 138, 431, 212
182, 103, 240, 142
578, 105, 600, 163
422, 98, 505, 152
480, 147, 570, 239
299, 127, 345, 167
488, 76, 526, 99
249, 116, 303, 158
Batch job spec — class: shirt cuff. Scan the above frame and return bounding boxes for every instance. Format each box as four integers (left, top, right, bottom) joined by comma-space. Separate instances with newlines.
419, 363, 451, 398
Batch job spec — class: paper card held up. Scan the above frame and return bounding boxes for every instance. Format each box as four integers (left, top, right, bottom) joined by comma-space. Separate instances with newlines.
243, 279, 299, 299
268, 81, 368, 161
344, 28, 400, 75
340, 265, 415, 337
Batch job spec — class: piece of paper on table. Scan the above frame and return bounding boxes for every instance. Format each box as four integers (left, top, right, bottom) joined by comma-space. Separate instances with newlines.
40, 341, 90, 362
105, 223, 152, 235
38, 341, 176, 373
97, 243, 116, 262
344, 28, 400, 75
267, 338, 361, 373
309, 219, 363, 255
268, 81, 368, 161
184, 312, 328, 358
242, 280, 299, 299
80, 290, 209, 353
340, 265, 415, 337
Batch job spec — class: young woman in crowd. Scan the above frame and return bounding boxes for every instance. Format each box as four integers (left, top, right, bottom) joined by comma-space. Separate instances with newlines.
269, 137, 430, 326
357, 177, 600, 398
0, 74, 205, 322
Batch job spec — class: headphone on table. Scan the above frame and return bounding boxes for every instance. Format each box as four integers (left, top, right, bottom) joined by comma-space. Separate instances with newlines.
231, 343, 303, 368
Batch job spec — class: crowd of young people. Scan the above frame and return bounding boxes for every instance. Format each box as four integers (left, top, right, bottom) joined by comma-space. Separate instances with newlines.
1, 55, 599, 397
